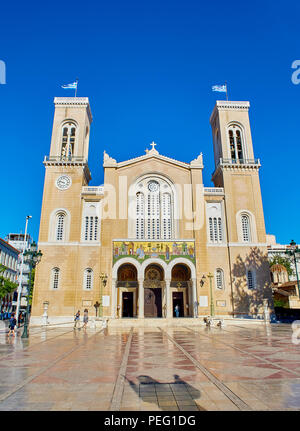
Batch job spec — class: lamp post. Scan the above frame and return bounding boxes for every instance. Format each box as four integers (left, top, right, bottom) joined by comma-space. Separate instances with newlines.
21, 242, 42, 338
99, 272, 108, 317
207, 272, 214, 317
16, 215, 32, 322
286, 240, 300, 298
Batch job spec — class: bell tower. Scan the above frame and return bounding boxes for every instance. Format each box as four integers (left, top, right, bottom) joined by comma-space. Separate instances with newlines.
32, 98, 94, 321
209, 100, 273, 316
209, 100, 266, 244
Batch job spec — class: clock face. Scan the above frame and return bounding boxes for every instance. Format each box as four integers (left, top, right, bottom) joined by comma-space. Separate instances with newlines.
56, 175, 71, 190
148, 181, 159, 192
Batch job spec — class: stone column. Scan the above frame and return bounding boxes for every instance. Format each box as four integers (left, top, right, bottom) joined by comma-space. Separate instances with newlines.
111, 278, 117, 319
165, 279, 172, 318
138, 278, 144, 318
191, 278, 197, 318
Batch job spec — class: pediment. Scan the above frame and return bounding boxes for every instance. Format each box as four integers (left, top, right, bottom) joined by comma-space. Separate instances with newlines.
103, 143, 203, 170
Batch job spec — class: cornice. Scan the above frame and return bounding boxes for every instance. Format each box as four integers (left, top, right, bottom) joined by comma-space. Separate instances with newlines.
53, 97, 93, 123
103, 149, 203, 170
212, 160, 261, 181
210, 100, 250, 124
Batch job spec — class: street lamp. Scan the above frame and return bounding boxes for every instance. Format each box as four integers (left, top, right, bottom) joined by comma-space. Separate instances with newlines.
16, 215, 32, 322
286, 240, 300, 298
207, 272, 215, 317
99, 272, 108, 317
21, 242, 43, 338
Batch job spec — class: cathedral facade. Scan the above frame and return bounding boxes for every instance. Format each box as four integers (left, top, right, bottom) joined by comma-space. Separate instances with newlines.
31, 97, 273, 324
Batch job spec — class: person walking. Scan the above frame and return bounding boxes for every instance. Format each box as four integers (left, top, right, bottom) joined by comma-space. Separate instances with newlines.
175, 304, 180, 318
7, 313, 17, 337
82, 309, 88, 330
74, 310, 81, 329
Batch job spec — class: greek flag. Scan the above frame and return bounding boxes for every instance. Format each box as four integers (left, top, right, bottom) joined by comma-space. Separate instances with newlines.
61, 81, 78, 89
212, 84, 227, 92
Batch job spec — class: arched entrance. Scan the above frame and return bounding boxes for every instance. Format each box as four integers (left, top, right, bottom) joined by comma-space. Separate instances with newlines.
171, 264, 191, 317
117, 264, 138, 318
144, 264, 164, 318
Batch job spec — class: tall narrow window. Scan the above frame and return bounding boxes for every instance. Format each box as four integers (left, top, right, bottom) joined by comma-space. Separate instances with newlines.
209, 218, 214, 242
241, 214, 251, 242
147, 181, 160, 239
216, 269, 224, 289
136, 192, 145, 239
52, 268, 60, 289
228, 125, 244, 162
84, 268, 93, 290
162, 193, 172, 239
61, 122, 76, 159
247, 270, 254, 289
218, 217, 223, 241
56, 213, 65, 241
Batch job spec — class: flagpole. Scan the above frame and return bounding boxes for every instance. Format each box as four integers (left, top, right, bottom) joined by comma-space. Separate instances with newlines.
225, 81, 228, 101
75, 80, 78, 97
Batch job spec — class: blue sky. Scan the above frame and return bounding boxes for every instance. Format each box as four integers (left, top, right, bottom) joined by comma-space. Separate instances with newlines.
0, 0, 299, 244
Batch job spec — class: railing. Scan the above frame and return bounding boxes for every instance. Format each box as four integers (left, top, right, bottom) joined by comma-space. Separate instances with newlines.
44, 156, 87, 163
219, 158, 260, 165
82, 186, 104, 195
204, 187, 224, 195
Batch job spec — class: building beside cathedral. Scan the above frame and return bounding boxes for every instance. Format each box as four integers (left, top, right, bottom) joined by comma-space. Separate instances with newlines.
31, 97, 273, 324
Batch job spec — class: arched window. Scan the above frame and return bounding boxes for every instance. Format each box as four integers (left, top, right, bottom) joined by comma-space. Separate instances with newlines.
132, 177, 174, 240
56, 212, 65, 241
241, 214, 251, 242
83, 268, 93, 290
61, 122, 76, 159
247, 270, 255, 289
51, 268, 60, 289
215, 269, 224, 289
228, 125, 244, 162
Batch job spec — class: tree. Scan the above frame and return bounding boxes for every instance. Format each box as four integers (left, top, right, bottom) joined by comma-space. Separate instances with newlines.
269, 255, 294, 277
0, 264, 18, 299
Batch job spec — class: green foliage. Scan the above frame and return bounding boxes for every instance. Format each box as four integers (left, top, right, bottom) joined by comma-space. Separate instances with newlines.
269, 255, 294, 276
273, 298, 289, 308
0, 264, 18, 299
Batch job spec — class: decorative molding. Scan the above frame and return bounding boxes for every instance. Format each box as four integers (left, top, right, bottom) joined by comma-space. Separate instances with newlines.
103, 150, 117, 167
103, 144, 197, 170
54, 97, 92, 123
210, 100, 250, 124
190, 153, 204, 168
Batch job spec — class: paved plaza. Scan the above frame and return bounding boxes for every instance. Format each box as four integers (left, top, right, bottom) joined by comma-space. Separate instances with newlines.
0, 322, 300, 411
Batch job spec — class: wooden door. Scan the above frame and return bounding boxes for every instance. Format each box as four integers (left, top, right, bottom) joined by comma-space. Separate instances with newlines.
144, 288, 162, 317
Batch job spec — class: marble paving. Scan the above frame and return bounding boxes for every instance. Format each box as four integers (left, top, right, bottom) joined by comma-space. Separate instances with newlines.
0, 322, 299, 411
